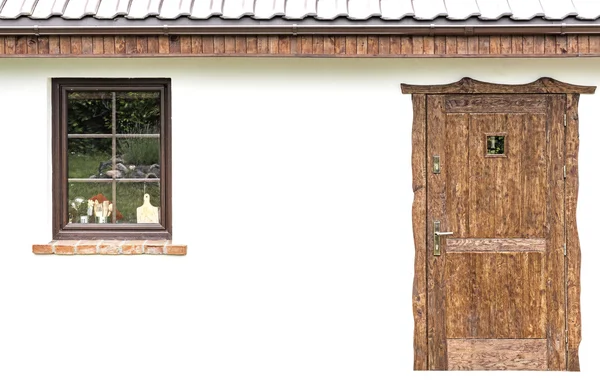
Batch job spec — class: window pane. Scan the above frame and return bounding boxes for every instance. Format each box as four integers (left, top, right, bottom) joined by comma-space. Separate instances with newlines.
116, 182, 161, 224
67, 92, 113, 135
68, 139, 112, 179
117, 138, 160, 176
116, 91, 161, 134
68, 182, 114, 224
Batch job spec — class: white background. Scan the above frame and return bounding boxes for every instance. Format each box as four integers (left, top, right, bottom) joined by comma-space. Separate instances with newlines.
0, 57, 598, 384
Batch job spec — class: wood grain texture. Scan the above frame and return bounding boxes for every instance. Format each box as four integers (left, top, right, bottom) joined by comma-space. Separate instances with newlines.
402, 77, 595, 95
427, 95, 447, 370
566, 94, 582, 371
446, 238, 546, 253
447, 339, 548, 370
444, 95, 547, 113
3, 34, 600, 57
546, 95, 566, 370
411, 94, 427, 371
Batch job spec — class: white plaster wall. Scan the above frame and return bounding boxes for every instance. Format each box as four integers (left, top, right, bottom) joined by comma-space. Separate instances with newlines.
0, 57, 599, 384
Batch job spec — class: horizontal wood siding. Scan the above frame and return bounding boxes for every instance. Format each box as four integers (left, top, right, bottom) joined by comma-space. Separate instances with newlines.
4, 34, 600, 57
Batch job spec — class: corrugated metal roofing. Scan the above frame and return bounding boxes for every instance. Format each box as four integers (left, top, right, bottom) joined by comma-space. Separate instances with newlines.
0, 0, 597, 21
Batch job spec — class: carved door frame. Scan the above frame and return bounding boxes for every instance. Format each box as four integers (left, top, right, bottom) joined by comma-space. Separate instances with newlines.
401, 78, 595, 371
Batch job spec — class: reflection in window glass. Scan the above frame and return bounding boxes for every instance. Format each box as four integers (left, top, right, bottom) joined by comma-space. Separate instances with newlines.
487, 135, 505, 155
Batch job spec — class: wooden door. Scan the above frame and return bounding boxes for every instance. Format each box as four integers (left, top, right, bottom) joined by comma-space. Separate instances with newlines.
426, 93, 566, 370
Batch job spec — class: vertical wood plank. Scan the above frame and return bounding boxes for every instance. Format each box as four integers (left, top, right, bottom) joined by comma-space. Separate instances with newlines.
379, 35, 390, 55
334, 36, 345, 55
346, 36, 357, 55
70, 36, 82, 55
401, 36, 412, 55
180, 35, 192, 54
60, 36, 71, 54
136, 36, 148, 55
467, 36, 478, 54
446, 36, 457, 55
5, 37, 15, 55
489, 36, 501, 55
457, 36, 468, 55
38, 36, 49, 55
411, 94, 427, 371
202, 36, 213, 54
147, 36, 159, 54
523, 36, 535, 54
578, 35, 589, 54
534, 36, 545, 54
500, 36, 511, 54
257, 36, 269, 54
268, 35, 278, 54
158, 36, 169, 54
0, 37, 4, 55
224, 36, 236, 54
423, 36, 434, 55
125, 36, 136, 55
235, 36, 246, 54
301, 36, 312, 54
434, 36, 445, 55
115, 36, 126, 55
50, 36, 60, 55
427, 95, 447, 369
545, 35, 556, 55
390, 36, 401, 55
357, 36, 367, 55
546, 95, 566, 370
324, 36, 335, 55
15, 36, 27, 55
81, 36, 92, 55
279, 36, 291, 55
477, 36, 489, 54
413, 36, 424, 55
313, 35, 324, 54
566, 94, 582, 371
512, 35, 523, 54
367, 36, 378, 55
168, 36, 180, 54
556, 35, 567, 54
568, 35, 578, 54
27, 36, 38, 55
246, 36, 257, 54
214, 36, 225, 54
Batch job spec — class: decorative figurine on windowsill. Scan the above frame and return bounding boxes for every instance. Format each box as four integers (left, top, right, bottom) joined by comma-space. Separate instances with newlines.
137, 193, 159, 223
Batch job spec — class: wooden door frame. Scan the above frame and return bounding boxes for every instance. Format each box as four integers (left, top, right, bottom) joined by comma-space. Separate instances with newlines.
401, 77, 595, 371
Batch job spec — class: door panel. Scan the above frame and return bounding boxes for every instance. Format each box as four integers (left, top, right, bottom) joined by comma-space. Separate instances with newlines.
426, 94, 566, 370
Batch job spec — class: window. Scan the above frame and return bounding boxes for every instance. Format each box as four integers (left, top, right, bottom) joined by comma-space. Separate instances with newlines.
52, 79, 171, 240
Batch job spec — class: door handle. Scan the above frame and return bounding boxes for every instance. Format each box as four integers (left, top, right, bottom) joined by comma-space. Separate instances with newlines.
433, 221, 453, 256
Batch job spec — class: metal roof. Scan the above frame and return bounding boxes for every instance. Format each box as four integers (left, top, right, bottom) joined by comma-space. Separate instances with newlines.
0, 0, 597, 22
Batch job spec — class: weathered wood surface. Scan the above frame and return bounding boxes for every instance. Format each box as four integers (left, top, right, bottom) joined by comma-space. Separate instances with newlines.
566, 94, 582, 371
402, 77, 595, 95
427, 95, 448, 370
447, 339, 548, 371
444, 95, 548, 113
4, 34, 600, 59
419, 87, 585, 370
446, 238, 546, 253
411, 94, 427, 371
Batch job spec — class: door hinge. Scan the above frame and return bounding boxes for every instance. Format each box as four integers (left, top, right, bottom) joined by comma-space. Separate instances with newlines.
564, 243, 567, 256
564, 113, 567, 127
564, 165, 567, 179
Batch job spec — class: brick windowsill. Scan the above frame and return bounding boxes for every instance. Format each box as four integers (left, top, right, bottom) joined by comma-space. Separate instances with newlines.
32, 240, 187, 256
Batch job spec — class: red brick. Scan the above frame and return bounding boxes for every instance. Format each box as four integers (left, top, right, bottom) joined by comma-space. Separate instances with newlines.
32, 244, 53, 254
165, 245, 187, 256
54, 240, 78, 255
144, 244, 165, 255
76, 241, 100, 255
121, 241, 145, 255
98, 241, 123, 255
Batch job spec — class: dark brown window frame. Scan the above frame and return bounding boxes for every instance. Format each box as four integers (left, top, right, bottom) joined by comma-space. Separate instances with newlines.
52, 78, 172, 240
